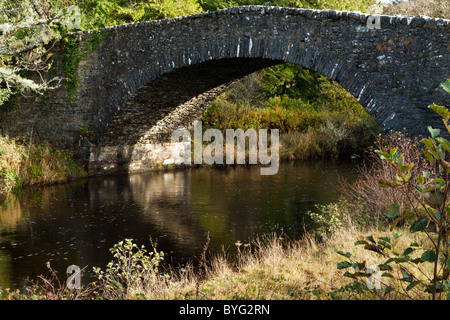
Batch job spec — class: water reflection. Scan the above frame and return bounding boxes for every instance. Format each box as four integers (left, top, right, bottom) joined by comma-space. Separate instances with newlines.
0, 160, 360, 291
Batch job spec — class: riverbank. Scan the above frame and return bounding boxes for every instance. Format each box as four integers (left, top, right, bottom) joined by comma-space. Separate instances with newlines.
0, 135, 87, 198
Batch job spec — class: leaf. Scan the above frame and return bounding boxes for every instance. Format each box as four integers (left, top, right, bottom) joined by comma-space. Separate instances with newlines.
421, 250, 437, 263
380, 236, 391, 243
390, 202, 400, 211
410, 217, 429, 232
334, 249, 352, 259
429, 103, 450, 120
378, 264, 393, 271
377, 239, 392, 250
400, 163, 414, 173
384, 286, 394, 295
343, 271, 357, 279
391, 217, 402, 229
366, 235, 376, 244
406, 281, 420, 291
400, 269, 413, 282
404, 212, 415, 220
440, 79, 450, 94
337, 261, 352, 269
402, 248, 414, 256
386, 211, 399, 218
428, 126, 441, 139
422, 138, 438, 158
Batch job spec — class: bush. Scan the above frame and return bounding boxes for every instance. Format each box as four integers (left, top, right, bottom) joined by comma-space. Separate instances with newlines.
334, 81, 450, 300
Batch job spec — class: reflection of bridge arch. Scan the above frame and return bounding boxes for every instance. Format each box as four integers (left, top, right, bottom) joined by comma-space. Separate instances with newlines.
1, 6, 448, 172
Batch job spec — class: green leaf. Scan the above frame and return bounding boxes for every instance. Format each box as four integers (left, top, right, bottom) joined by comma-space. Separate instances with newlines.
384, 286, 394, 295
334, 249, 352, 259
392, 217, 402, 229
410, 218, 429, 232
399, 163, 414, 173
337, 261, 352, 269
378, 264, 393, 271
402, 248, 414, 256
377, 240, 392, 250
386, 211, 399, 218
430, 102, 450, 120
436, 137, 450, 152
440, 79, 450, 94
404, 212, 415, 220
406, 281, 420, 291
400, 269, 413, 282
380, 236, 391, 243
343, 271, 357, 279
428, 126, 441, 138
366, 236, 376, 244
390, 202, 399, 211
421, 250, 437, 263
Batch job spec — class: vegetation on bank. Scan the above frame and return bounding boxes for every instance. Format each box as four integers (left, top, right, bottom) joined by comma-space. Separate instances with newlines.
0, 135, 87, 197
201, 64, 381, 160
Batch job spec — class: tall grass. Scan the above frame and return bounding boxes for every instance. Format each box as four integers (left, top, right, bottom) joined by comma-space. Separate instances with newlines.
0, 135, 86, 196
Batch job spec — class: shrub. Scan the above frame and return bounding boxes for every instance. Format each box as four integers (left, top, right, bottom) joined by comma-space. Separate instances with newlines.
334, 81, 450, 300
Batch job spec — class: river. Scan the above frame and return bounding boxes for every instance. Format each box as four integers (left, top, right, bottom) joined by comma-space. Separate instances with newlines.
0, 160, 362, 292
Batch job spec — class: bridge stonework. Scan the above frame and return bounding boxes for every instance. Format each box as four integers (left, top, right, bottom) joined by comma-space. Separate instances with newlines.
0, 6, 448, 174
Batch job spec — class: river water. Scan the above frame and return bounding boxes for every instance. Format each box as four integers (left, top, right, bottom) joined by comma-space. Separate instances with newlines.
0, 160, 361, 291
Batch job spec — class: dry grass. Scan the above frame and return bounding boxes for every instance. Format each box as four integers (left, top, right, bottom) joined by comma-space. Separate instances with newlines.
4, 223, 436, 300
382, 0, 449, 19
338, 131, 435, 224
0, 135, 86, 196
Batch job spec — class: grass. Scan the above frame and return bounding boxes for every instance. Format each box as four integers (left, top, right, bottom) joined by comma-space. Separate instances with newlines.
3, 223, 434, 300
0, 135, 87, 197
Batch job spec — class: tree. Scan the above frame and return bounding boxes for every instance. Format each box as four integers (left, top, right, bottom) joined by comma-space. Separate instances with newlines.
0, 0, 81, 106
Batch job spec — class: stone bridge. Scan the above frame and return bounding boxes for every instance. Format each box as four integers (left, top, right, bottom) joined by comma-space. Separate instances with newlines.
0, 6, 449, 174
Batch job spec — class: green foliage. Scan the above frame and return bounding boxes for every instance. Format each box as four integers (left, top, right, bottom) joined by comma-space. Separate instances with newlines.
306, 198, 350, 236
61, 37, 82, 102
77, 0, 203, 29
198, 0, 376, 12
0, 0, 82, 105
93, 238, 167, 300
61, 30, 106, 102
202, 64, 381, 159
